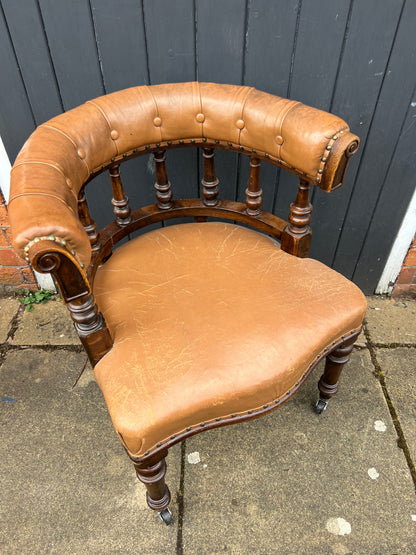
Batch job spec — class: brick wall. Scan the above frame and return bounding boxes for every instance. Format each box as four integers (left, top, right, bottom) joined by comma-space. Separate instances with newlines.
392, 233, 416, 299
0, 191, 37, 295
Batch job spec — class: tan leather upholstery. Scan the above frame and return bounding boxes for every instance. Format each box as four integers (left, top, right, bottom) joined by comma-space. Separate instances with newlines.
8, 82, 358, 269
93, 223, 366, 458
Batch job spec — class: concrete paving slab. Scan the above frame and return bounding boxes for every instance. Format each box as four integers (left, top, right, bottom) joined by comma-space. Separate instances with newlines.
182, 350, 416, 554
12, 299, 80, 345
0, 297, 19, 343
366, 297, 416, 345
377, 347, 416, 463
0, 349, 180, 554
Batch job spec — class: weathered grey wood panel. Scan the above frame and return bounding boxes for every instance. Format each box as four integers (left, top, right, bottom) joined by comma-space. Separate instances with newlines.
0, 0, 415, 293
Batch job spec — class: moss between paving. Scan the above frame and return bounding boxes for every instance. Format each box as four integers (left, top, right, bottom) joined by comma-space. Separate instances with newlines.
11, 299, 80, 345
183, 351, 416, 554
377, 347, 416, 464
365, 296, 416, 345
0, 298, 19, 343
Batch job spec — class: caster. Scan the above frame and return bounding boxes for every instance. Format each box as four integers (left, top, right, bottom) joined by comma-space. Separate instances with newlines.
158, 507, 173, 525
315, 398, 328, 414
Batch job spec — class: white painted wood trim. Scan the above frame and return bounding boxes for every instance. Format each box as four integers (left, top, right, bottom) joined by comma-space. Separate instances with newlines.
376, 186, 416, 294
0, 135, 11, 204
0, 134, 55, 291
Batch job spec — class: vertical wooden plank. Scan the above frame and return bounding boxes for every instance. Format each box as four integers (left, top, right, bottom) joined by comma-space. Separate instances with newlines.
38, 0, 104, 110
144, 0, 197, 201
244, 0, 299, 97
353, 98, 416, 292
333, 0, 416, 281
90, 0, 148, 93
196, 0, 247, 200
0, 5, 35, 161
2, 0, 63, 124
273, 0, 351, 229
308, 0, 404, 267
237, 0, 299, 211
90, 0, 151, 219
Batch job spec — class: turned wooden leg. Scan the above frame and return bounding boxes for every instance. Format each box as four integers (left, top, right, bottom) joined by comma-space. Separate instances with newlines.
316, 335, 358, 414
133, 451, 172, 524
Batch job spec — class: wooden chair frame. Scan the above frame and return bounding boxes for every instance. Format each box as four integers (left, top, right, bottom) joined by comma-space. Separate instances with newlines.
11, 83, 362, 524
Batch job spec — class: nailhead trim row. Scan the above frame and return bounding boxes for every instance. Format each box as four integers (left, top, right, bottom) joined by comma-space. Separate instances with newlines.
136, 328, 361, 459
90, 133, 348, 186
23, 234, 84, 269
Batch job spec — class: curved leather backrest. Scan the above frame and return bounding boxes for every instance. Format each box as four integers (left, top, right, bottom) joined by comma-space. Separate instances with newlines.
8, 82, 359, 268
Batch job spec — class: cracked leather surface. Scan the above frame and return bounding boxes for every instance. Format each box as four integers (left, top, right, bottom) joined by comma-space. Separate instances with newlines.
93, 223, 367, 457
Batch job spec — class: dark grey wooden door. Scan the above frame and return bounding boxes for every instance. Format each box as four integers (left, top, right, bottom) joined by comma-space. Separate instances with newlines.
1, 0, 415, 293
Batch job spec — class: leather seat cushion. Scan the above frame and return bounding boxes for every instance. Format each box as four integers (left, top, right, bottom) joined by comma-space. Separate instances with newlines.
93, 223, 366, 458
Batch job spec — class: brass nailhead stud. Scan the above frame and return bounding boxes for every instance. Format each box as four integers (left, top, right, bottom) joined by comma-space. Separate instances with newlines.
200, 422, 206, 427
179, 140, 184, 144
265, 153, 269, 158
110, 130, 119, 140
227, 142, 232, 146
215, 417, 221, 422
326, 145, 332, 151
236, 119, 245, 129
196, 112, 205, 123
77, 148, 86, 159
186, 427, 192, 432
318, 169, 323, 174
157, 443, 162, 447
275, 135, 283, 145
102, 165, 106, 169
332, 135, 338, 140
111, 157, 115, 162
231, 414, 236, 418
202, 137, 207, 142
167, 141, 172, 145
153, 117, 162, 127
156, 143, 160, 147
263, 404, 268, 409
70, 250, 75, 255
191, 139, 195, 144
321, 157, 327, 162
248, 410, 253, 415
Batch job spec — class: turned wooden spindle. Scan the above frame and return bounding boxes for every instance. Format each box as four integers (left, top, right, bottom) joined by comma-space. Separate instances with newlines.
78, 192, 100, 252
245, 157, 263, 215
109, 165, 131, 227
153, 151, 173, 209
201, 148, 219, 206
133, 452, 171, 513
280, 178, 313, 258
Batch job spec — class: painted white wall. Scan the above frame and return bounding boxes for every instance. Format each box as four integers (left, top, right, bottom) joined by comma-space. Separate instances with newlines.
0, 135, 55, 291
376, 187, 416, 294
0, 135, 11, 204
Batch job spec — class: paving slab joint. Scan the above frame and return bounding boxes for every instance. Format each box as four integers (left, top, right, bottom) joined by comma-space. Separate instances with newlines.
363, 322, 416, 492
6, 303, 25, 344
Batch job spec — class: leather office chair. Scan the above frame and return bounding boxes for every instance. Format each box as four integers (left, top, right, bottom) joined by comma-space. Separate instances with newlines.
9, 82, 366, 525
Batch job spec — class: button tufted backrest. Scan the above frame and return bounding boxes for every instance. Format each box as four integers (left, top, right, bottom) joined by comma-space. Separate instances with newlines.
8, 82, 359, 269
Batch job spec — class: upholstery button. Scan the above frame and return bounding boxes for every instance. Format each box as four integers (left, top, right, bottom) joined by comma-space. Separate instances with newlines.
196, 113, 205, 123
77, 148, 86, 159
236, 119, 245, 129
153, 117, 162, 127
275, 135, 283, 145
110, 130, 119, 140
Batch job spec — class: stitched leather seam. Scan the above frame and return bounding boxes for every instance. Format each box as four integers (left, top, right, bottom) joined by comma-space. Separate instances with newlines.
8, 192, 76, 213
41, 124, 91, 174
11, 161, 78, 199
196, 81, 204, 137
238, 87, 255, 144
145, 86, 163, 143
87, 100, 120, 157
